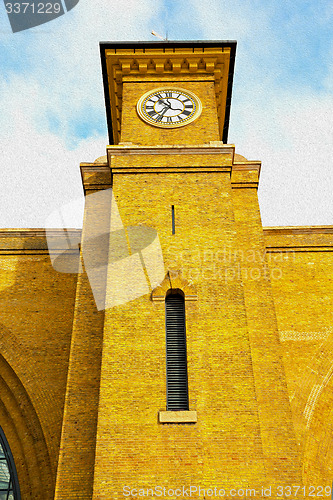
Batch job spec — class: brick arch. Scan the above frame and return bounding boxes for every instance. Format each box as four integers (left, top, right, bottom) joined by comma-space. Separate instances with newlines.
151, 270, 197, 302
0, 354, 53, 499
301, 377, 333, 487
289, 330, 333, 487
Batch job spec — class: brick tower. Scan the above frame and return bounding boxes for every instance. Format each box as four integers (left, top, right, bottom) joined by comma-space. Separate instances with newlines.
53, 41, 303, 499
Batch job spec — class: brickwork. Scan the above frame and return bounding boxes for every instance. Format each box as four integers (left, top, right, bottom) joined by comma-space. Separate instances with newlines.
0, 42, 331, 500
0, 230, 79, 498
91, 46, 303, 499
90, 141, 302, 498
93, 167, 269, 499
265, 228, 333, 488
121, 80, 220, 145
231, 188, 303, 487
54, 186, 112, 500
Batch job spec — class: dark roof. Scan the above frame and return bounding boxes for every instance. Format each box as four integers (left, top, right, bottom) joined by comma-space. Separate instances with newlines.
99, 40, 237, 144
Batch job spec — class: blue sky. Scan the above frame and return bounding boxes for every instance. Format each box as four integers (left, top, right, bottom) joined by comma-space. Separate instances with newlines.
0, 0, 332, 227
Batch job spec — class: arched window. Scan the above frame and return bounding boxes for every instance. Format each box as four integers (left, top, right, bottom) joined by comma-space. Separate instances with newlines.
0, 427, 21, 499
165, 292, 189, 411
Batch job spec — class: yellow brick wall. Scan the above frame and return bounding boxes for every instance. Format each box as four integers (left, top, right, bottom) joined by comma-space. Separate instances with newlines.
265, 228, 333, 488
91, 152, 302, 498
93, 168, 267, 499
120, 79, 220, 145
0, 230, 79, 499
2, 44, 332, 500
83, 70, 304, 498
54, 189, 111, 500
231, 189, 303, 488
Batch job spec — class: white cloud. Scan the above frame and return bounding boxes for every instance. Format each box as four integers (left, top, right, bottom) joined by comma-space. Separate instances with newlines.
0, 0, 164, 227
0, 80, 106, 227
256, 93, 333, 226
187, 0, 333, 226
228, 84, 333, 225
1, 0, 332, 228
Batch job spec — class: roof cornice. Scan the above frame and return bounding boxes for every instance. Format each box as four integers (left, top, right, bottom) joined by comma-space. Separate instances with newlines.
100, 40, 237, 145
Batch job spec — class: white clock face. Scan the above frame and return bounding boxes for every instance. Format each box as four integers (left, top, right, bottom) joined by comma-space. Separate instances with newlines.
137, 88, 202, 128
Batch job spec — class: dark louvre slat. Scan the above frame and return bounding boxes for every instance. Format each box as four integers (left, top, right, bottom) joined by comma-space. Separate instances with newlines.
165, 293, 189, 411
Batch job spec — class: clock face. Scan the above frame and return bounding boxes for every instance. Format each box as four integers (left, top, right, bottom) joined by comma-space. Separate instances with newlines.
137, 88, 202, 128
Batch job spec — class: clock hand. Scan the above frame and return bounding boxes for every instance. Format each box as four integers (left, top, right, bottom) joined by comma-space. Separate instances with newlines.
155, 105, 169, 122
165, 99, 183, 111
159, 106, 169, 116
157, 99, 170, 108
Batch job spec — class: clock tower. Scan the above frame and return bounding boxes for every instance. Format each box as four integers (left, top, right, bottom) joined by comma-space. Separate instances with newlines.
136, 87, 202, 128
54, 41, 303, 499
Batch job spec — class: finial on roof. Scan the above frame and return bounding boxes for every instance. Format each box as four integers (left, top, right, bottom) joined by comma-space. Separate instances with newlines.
151, 30, 168, 41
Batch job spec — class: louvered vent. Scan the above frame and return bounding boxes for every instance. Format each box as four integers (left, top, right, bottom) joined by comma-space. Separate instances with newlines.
165, 293, 189, 411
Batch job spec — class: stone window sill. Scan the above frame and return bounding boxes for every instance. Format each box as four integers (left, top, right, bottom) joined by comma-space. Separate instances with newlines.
158, 410, 197, 424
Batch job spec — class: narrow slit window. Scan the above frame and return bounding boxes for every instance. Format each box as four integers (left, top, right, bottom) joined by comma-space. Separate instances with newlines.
171, 205, 175, 234
165, 293, 189, 411
0, 427, 21, 499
